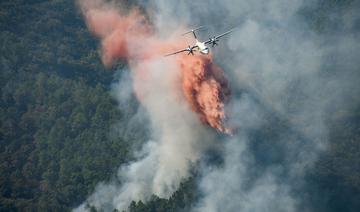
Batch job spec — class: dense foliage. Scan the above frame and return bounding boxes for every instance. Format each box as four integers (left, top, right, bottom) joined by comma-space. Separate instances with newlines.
0, 0, 359, 211
0, 0, 143, 211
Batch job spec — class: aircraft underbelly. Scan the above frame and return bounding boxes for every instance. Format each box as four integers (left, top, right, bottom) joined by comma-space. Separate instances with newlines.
200, 48, 209, 54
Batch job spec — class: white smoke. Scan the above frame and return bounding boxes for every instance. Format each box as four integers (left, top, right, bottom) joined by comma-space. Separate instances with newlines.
75, 50, 219, 211
187, 0, 359, 211
75, 0, 360, 211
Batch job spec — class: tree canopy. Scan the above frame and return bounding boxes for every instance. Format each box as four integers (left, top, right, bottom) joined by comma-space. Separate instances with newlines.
0, 0, 359, 211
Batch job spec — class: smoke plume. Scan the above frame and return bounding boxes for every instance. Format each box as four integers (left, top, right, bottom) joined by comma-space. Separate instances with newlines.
75, 0, 230, 211
75, 0, 360, 212
77, 0, 231, 134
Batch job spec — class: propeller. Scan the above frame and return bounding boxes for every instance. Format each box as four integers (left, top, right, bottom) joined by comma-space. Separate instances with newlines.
187, 45, 196, 55
209, 37, 219, 47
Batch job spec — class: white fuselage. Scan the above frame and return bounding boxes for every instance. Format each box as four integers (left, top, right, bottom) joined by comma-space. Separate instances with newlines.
195, 40, 209, 54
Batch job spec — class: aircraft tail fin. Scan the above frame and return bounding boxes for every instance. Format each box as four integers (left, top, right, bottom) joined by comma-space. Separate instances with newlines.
182, 26, 205, 39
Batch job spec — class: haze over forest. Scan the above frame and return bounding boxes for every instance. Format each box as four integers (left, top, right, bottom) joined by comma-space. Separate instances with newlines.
1, 0, 359, 212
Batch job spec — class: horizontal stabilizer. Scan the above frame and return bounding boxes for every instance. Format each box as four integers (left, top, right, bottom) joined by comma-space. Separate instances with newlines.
181, 26, 206, 39
181, 26, 205, 36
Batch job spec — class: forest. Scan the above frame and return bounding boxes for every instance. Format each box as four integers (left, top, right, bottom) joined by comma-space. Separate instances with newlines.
0, 0, 359, 211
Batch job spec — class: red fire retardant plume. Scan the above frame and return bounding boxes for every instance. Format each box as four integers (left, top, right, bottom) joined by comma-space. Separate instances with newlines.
82, 5, 231, 134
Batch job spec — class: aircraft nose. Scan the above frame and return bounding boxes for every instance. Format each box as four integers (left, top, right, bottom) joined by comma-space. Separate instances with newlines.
204, 48, 209, 54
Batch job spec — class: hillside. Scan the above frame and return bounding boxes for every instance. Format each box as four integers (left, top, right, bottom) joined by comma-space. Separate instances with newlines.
1, 0, 359, 212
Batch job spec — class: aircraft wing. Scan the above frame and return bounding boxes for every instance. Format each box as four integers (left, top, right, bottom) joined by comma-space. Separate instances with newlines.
205, 29, 233, 44
164, 45, 198, 57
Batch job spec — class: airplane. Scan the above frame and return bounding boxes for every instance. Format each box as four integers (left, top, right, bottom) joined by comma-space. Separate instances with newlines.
165, 26, 233, 56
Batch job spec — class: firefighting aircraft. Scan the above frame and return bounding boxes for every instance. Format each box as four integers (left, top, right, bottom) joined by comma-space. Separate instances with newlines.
165, 26, 233, 56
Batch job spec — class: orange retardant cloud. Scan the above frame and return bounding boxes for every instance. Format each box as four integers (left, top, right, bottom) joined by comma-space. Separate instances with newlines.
81, 4, 231, 134
178, 55, 231, 133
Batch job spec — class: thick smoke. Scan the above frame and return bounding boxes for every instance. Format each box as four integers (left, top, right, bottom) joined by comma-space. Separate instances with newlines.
77, 0, 231, 133
75, 0, 228, 211
75, 0, 360, 211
